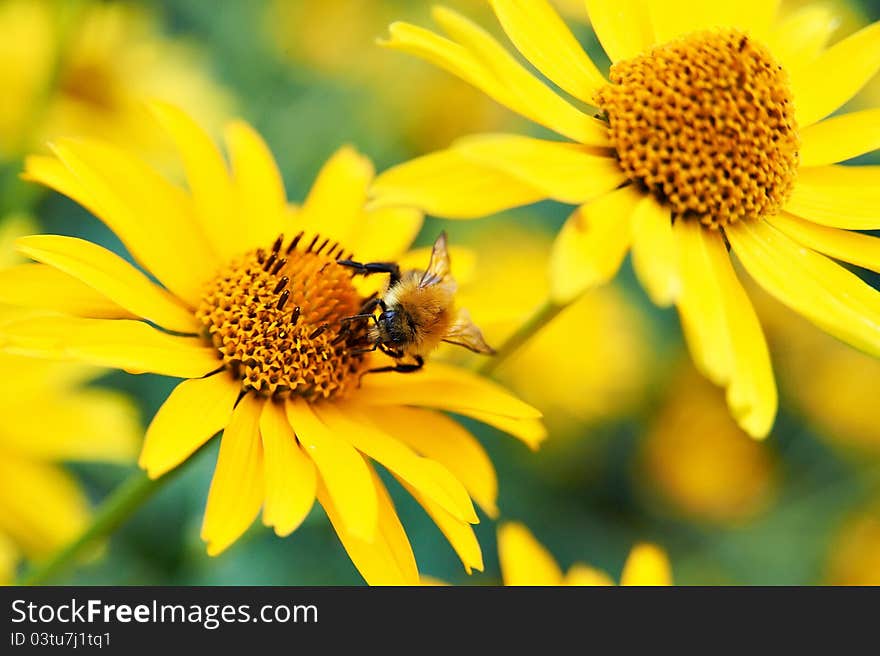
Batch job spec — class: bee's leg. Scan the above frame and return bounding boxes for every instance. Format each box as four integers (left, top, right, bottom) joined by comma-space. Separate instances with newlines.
362, 355, 424, 376
337, 260, 402, 285
350, 340, 380, 356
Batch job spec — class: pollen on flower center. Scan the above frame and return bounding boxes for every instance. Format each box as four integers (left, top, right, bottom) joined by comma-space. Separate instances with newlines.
594, 29, 799, 228
196, 233, 370, 399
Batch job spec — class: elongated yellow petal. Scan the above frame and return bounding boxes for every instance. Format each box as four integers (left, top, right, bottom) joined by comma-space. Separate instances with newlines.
799, 110, 880, 167
454, 134, 623, 204
149, 101, 238, 262
767, 213, 880, 273
488, 0, 606, 103
317, 403, 478, 524
497, 522, 564, 585
201, 394, 264, 556
356, 362, 542, 419
0, 263, 132, 319
630, 196, 679, 306
50, 139, 217, 307
23, 155, 105, 221
728, 220, 880, 359
0, 315, 220, 378
347, 206, 423, 262
4, 389, 139, 463
318, 465, 419, 586
650, 0, 777, 43
298, 146, 374, 247
224, 120, 287, 251
620, 543, 672, 586
564, 564, 615, 586
785, 166, 880, 229
767, 6, 837, 71
432, 7, 607, 144
286, 398, 377, 542
139, 374, 240, 479
371, 148, 546, 219
397, 478, 483, 574
459, 410, 548, 451
791, 21, 880, 127
0, 457, 89, 558
259, 400, 316, 537
550, 186, 641, 303
585, 0, 654, 62
361, 405, 498, 518
17, 235, 199, 333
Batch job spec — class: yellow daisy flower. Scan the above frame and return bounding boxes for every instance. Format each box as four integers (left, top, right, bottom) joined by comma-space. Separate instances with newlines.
371, 0, 880, 439
497, 522, 672, 585
639, 363, 777, 525
0, 104, 544, 585
0, 309, 140, 584
0, 0, 232, 161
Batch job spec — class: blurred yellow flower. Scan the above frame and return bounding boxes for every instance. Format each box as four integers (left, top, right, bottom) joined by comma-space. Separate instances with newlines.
639, 364, 777, 525
498, 522, 672, 585
372, 0, 880, 440
0, 104, 545, 585
441, 225, 653, 430
0, 0, 232, 161
0, 308, 140, 584
825, 501, 880, 585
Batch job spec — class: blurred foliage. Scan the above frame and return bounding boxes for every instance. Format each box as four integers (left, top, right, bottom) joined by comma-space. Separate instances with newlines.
2, 0, 880, 585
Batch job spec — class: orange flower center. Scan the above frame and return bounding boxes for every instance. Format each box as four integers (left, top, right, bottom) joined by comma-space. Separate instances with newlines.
595, 29, 799, 228
196, 234, 369, 399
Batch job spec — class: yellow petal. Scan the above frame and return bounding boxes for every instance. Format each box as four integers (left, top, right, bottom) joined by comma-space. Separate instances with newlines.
356, 362, 542, 419
0, 315, 220, 378
799, 109, 880, 167
650, 0, 778, 43
457, 410, 548, 451
585, 0, 654, 62
0, 263, 133, 319
550, 186, 641, 303
564, 564, 615, 586
791, 21, 880, 128
259, 400, 316, 537
785, 166, 880, 229
348, 206, 423, 262
497, 522, 564, 585
360, 405, 498, 518
286, 398, 377, 542
316, 403, 478, 524
224, 120, 287, 251
767, 5, 837, 71
767, 213, 880, 273
728, 219, 880, 359
16, 235, 199, 333
675, 221, 776, 438
371, 148, 546, 219
298, 146, 374, 247
4, 390, 139, 463
318, 465, 419, 586
630, 195, 679, 306
139, 374, 240, 479
488, 0, 606, 103
454, 134, 624, 204
0, 456, 89, 558
620, 543, 673, 586
149, 101, 238, 262
432, 6, 607, 144
397, 478, 484, 574
23, 155, 104, 225
50, 138, 217, 307
201, 394, 264, 556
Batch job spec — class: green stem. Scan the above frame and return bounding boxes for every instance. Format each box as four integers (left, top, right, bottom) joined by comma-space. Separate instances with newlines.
18, 467, 179, 586
478, 298, 567, 377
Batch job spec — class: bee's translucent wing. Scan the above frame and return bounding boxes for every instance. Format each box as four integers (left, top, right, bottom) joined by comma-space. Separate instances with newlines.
442, 308, 495, 354
419, 231, 453, 288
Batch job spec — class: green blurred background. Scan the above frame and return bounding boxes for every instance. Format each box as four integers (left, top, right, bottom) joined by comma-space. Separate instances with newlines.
4, 0, 880, 585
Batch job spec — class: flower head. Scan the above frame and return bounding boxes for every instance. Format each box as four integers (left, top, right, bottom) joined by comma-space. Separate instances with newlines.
497, 522, 672, 585
371, 0, 880, 439
0, 104, 544, 584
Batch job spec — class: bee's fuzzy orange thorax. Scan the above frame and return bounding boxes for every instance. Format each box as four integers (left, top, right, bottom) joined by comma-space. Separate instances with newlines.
384, 273, 456, 357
